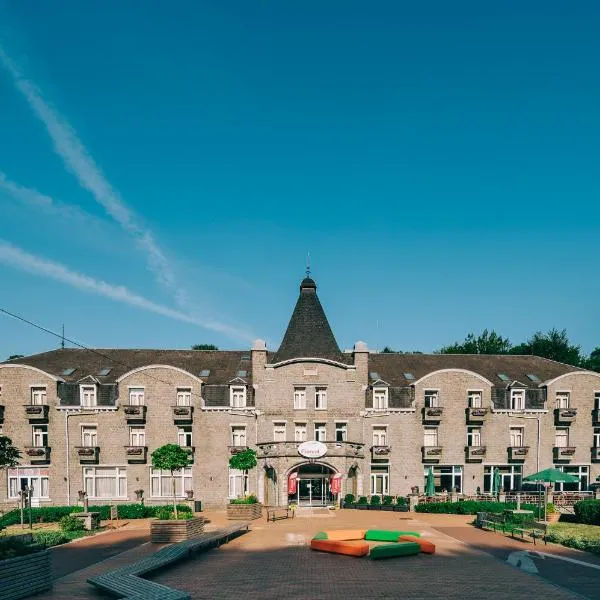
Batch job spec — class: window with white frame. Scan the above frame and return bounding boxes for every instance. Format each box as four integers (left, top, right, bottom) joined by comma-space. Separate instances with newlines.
468, 390, 482, 408
555, 428, 569, 448
426, 465, 463, 493
8, 468, 49, 499
484, 465, 522, 493
556, 392, 570, 409
510, 389, 525, 410
467, 426, 481, 447
30, 387, 47, 405
424, 427, 438, 447
150, 467, 192, 497
129, 426, 145, 446
80, 385, 97, 407
372, 426, 387, 446
294, 423, 307, 442
314, 423, 326, 442
315, 387, 327, 410
293, 387, 306, 410
595, 392, 600, 410
229, 468, 249, 498
373, 387, 388, 410
84, 466, 126, 498
32, 425, 48, 447
273, 422, 286, 442
554, 465, 589, 492
594, 428, 600, 448
335, 422, 347, 442
177, 426, 192, 447
510, 427, 524, 447
81, 426, 97, 447
230, 386, 246, 408
176, 388, 192, 406
129, 387, 145, 405
424, 390, 439, 408
370, 464, 389, 495
231, 426, 246, 447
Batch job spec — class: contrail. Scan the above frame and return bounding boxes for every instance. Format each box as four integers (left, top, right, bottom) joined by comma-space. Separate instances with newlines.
0, 239, 254, 342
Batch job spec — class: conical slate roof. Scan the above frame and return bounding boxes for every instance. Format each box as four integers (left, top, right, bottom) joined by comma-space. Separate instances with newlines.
272, 277, 345, 363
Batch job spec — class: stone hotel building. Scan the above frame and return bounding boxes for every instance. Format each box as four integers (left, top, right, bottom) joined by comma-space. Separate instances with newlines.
1, 276, 599, 509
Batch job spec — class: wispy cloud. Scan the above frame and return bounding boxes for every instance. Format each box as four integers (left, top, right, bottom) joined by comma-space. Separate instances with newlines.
0, 239, 254, 342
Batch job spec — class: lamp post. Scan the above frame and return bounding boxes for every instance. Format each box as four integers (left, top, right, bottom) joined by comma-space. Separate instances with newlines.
18, 486, 34, 529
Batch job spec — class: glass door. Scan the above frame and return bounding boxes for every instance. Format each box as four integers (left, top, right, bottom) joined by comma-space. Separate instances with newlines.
298, 479, 312, 506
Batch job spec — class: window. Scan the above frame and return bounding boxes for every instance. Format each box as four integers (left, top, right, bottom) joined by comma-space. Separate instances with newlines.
510, 427, 524, 447
151, 467, 192, 497
129, 426, 145, 446
372, 426, 387, 446
314, 423, 326, 442
556, 392, 570, 409
176, 388, 192, 406
424, 466, 463, 493
424, 390, 439, 408
484, 465, 522, 493
8, 468, 49, 499
177, 426, 192, 447
84, 467, 127, 498
80, 385, 97, 407
229, 468, 249, 498
315, 388, 327, 410
273, 422, 286, 442
231, 426, 246, 447
335, 423, 347, 442
553, 465, 589, 492
293, 387, 306, 410
370, 464, 389, 495
230, 386, 246, 408
468, 391, 482, 408
129, 388, 145, 405
555, 428, 569, 448
294, 423, 307, 442
594, 428, 600, 448
30, 387, 47, 405
424, 427, 438, 447
595, 392, 600, 410
373, 387, 388, 410
32, 425, 48, 447
510, 390, 525, 410
467, 427, 481, 447
81, 426, 97, 447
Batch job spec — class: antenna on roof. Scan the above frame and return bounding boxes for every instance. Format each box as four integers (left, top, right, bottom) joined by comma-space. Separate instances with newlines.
61, 324, 65, 349
306, 252, 311, 278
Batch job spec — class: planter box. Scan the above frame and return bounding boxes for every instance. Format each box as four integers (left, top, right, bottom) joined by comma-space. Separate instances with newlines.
150, 517, 205, 543
393, 505, 409, 512
355, 504, 369, 510
0, 549, 52, 600
226, 503, 262, 520
380, 505, 395, 511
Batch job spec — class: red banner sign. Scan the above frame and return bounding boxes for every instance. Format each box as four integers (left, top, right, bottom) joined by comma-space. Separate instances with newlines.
288, 472, 298, 494
330, 474, 342, 495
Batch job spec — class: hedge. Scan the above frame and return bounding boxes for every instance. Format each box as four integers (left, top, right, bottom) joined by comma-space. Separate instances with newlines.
32, 531, 68, 548
415, 501, 540, 516
574, 500, 600, 526
545, 529, 600, 555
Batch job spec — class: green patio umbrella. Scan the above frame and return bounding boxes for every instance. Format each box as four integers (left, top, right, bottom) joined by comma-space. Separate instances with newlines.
523, 468, 579, 522
425, 467, 435, 497
492, 467, 501, 496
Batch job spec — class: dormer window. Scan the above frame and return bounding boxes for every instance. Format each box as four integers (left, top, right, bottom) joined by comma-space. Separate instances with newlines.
230, 386, 246, 408
80, 385, 97, 407
510, 389, 525, 411
129, 388, 145, 406
373, 387, 388, 410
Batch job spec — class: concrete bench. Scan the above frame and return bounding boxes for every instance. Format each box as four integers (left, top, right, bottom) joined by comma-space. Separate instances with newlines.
266, 507, 295, 522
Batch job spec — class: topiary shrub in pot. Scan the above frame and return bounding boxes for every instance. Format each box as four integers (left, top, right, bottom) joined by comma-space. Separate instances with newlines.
343, 493, 355, 508
356, 496, 368, 510
545, 503, 561, 523
381, 495, 395, 511
369, 495, 381, 510
394, 496, 409, 512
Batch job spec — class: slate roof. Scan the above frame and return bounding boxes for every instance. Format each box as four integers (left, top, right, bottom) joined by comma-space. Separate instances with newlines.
271, 277, 348, 364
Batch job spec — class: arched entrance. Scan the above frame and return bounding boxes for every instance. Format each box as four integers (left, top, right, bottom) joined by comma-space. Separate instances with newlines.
288, 462, 337, 507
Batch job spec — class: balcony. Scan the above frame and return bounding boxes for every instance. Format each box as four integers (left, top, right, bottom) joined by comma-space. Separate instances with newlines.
592, 447, 600, 462
422, 407, 444, 423
421, 446, 443, 462
24, 446, 50, 463
371, 445, 391, 457
75, 446, 99, 463
553, 446, 576, 461
256, 441, 364, 459
172, 406, 193, 423
125, 445, 148, 463
123, 405, 146, 422
593, 409, 600, 426
24, 404, 49, 421
181, 446, 195, 462
554, 408, 577, 425
229, 445, 248, 455
466, 407, 487, 423
465, 446, 486, 462
508, 446, 529, 461
0, 405, 4, 421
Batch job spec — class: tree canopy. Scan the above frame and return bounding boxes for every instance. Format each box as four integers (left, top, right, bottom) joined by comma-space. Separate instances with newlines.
438, 329, 511, 355
0, 436, 21, 469
151, 444, 192, 517
229, 448, 257, 471
509, 328, 584, 365
7, 354, 24, 360
191, 344, 219, 351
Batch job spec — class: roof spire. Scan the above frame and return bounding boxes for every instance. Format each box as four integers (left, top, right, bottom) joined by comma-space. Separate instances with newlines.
306, 252, 311, 278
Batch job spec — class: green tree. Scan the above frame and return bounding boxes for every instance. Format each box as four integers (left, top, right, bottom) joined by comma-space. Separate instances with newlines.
381, 347, 403, 354
438, 329, 511, 354
583, 347, 600, 373
151, 444, 192, 518
228, 449, 257, 498
191, 344, 219, 351
0, 436, 21, 469
510, 328, 583, 366
7, 354, 24, 360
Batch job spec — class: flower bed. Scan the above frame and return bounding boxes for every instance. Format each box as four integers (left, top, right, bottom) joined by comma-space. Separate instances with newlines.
416, 501, 540, 516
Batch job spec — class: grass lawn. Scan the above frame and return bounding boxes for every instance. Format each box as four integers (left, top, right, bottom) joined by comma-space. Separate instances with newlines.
2, 522, 102, 543
547, 522, 600, 554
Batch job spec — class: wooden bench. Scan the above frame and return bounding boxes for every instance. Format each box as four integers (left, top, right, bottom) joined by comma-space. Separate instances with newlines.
508, 521, 547, 545
266, 507, 295, 522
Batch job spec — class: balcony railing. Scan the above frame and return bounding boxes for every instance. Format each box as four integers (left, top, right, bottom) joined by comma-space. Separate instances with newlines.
422, 407, 444, 423
228, 445, 248, 455
466, 407, 487, 423
371, 445, 391, 456
123, 405, 147, 422
256, 441, 364, 459
592, 446, 600, 462
75, 446, 99, 463
125, 445, 148, 463
554, 408, 577, 424
465, 446, 486, 461
421, 446, 443, 462
172, 406, 193, 423
553, 446, 576, 461
593, 409, 600, 426
24, 405, 49, 421
508, 446, 529, 461
25, 446, 50, 462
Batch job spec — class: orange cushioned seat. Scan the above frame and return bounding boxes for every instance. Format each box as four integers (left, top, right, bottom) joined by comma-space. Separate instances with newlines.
321, 529, 367, 541
310, 539, 370, 557
398, 535, 436, 554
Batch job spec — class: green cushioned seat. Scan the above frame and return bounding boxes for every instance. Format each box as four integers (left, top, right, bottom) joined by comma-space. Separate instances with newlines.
364, 530, 420, 542
313, 531, 328, 540
369, 542, 420, 559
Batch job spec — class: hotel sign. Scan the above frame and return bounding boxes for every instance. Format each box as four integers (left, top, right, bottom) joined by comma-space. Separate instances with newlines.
298, 441, 327, 459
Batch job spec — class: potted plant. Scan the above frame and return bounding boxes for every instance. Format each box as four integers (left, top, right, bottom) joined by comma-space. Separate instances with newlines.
394, 496, 409, 512
355, 496, 368, 510
545, 503, 560, 523
134, 489, 144, 503
226, 449, 261, 520
151, 444, 192, 519
369, 495, 381, 510
381, 495, 395, 511
343, 493, 355, 508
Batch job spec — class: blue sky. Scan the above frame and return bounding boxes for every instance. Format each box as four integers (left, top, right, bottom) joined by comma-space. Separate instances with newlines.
0, 1, 599, 360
